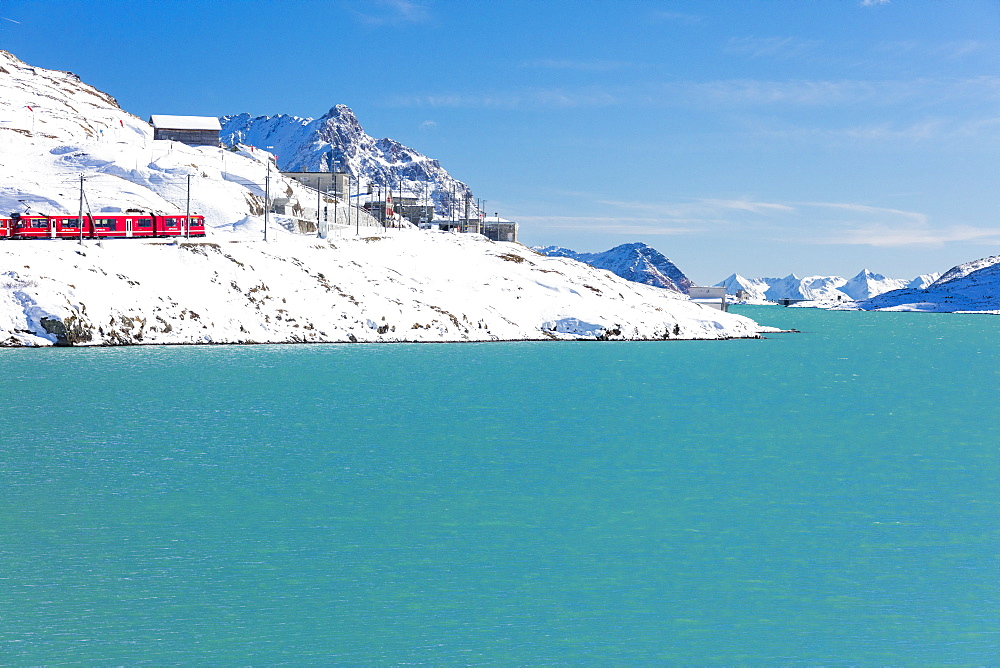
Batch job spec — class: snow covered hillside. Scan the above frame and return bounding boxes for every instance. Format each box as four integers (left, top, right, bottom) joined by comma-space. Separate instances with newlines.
857, 255, 1000, 313
533, 243, 693, 293
1, 233, 767, 346
0, 50, 380, 233
220, 107, 474, 219
0, 50, 770, 346
715, 269, 937, 303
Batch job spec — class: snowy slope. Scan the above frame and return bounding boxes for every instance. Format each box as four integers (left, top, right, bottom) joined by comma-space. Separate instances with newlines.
0, 50, 771, 346
762, 274, 848, 302
840, 269, 908, 300
858, 256, 1000, 312
907, 273, 941, 290
0, 233, 767, 346
532, 243, 693, 293
714, 274, 771, 302
931, 256, 1000, 286
220, 107, 474, 219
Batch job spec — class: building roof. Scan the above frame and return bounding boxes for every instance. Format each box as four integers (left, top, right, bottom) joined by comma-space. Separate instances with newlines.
149, 115, 222, 131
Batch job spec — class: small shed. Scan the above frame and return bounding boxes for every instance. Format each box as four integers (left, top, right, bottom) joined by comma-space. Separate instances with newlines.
149, 115, 222, 145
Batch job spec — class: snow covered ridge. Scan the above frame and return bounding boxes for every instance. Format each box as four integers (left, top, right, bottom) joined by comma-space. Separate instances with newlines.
532, 243, 693, 293
0, 232, 768, 347
0, 50, 144, 144
220, 106, 475, 218
715, 269, 939, 303
855, 255, 1000, 313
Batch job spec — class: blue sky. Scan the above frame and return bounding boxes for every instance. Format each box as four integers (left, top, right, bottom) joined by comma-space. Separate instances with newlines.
2, 0, 1000, 282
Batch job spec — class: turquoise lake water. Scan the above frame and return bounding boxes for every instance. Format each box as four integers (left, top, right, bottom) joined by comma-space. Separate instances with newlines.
1, 306, 999, 664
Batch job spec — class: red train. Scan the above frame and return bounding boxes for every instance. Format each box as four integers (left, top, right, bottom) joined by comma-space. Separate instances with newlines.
0, 213, 206, 240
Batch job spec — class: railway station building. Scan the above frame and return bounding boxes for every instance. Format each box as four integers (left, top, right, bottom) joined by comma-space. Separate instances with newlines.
149, 115, 222, 145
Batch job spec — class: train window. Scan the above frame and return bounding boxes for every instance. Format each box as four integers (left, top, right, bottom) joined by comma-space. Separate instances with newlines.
31, 219, 48, 228
166, 218, 177, 226
138, 218, 153, 228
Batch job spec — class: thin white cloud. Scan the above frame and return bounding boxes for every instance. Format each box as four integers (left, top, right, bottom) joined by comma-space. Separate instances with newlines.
515, 215, 700, 235
391, 87, 619, 109
747, 115, 1000, 144
520, 59, 638, 72
817, 224, 1000, 247
522, 197, 1000, 250
860, 0, 891, 6
390, 76, 1000, 112
725, 37, 821, 60
649, 11, 702, 24
600, 198, 796, 217
936, 40, 988, 59
801, 201, 928, 226
349, 0, 429, 26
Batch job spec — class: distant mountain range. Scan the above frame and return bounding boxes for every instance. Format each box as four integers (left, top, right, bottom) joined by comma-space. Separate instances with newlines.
716, 269, 940, 302
530, 243, 946, 304
220, 106, 474, 218
858, 255, 1000, 312
533, 243, 693, 294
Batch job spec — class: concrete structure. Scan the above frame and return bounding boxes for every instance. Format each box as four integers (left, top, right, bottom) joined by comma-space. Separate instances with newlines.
282, 172, 350, 200
689, 286, 729, 312
395, 203, 435, 226
483, 220, 518, 243
149, 115, 221, 145
435, 218, 519, 241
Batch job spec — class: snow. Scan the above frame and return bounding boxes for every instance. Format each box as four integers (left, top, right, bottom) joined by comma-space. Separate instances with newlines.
856, 255, 1000, 313
533, 243, 692, 293
715, 269, 935, 304
0, 49, 771, 346
0, 233, 766, 346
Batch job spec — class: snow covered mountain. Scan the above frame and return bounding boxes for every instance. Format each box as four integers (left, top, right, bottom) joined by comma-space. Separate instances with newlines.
715, 269, 938, 303
858, 255, 1000, 312
0, 49, 770, 345
220, 107, 474, 219
839, 270, 909, 300
532, 243, 693, 293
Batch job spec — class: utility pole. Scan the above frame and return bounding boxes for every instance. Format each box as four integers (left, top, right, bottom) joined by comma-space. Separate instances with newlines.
264, 159, 270, 242
316, 176, 322, 238
185, 174, 191, 240
78, 175, 84, 244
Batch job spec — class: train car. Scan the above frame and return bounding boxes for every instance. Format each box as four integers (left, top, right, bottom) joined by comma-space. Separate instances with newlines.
154, 214, 206, 238
0, 216, 11, 239
185, 215, 206, 237
10, 215, 56, 239
8, 213, 207, 239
